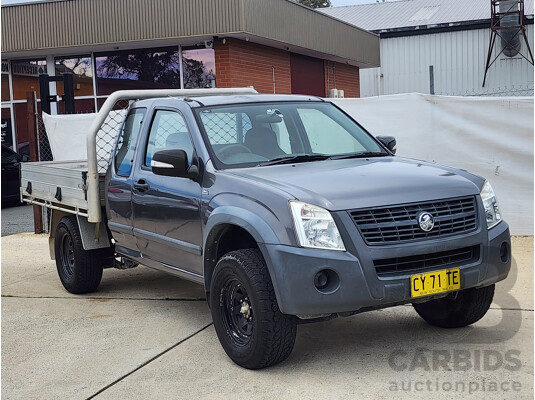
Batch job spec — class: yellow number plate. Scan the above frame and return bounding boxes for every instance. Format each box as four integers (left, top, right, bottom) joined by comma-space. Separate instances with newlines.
410, 268, 461, 298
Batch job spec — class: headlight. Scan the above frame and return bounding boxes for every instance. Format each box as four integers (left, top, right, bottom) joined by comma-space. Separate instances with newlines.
289, 201, 345, 251
481, 180, 502, 229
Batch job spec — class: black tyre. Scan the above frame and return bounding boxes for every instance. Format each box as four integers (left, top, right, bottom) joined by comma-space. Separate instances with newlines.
210, 248, 297, 369
413, 284, 495, 328
54, 215, 104, 294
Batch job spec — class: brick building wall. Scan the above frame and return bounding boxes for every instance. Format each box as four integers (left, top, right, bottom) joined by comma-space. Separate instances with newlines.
214, 38, 291, 94
214, 39, 360, 97
215, 38, 360, 98
324, 61, 360, 98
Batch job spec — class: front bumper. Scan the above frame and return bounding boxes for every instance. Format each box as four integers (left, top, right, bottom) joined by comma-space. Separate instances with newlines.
260, 220, 511, 316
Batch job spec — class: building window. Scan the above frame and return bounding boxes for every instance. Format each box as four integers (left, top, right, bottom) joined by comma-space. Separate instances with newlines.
182, 48, 216, 89
1, 61, 10, 102
55, 56, 94, 96
95, 47, 180, 95
11, 59, 47, 100
55, 56, 96, 113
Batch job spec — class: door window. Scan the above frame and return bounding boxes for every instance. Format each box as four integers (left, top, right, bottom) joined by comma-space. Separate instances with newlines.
144, 110, 194, 167
199, 111, 252, 145
114, 108, 145, 177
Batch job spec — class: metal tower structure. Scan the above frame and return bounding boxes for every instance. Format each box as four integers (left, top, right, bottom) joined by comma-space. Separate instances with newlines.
482, 0, 533, 87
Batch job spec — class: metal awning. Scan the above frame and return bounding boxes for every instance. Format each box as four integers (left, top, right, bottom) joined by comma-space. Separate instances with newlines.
1, 0, 380, 68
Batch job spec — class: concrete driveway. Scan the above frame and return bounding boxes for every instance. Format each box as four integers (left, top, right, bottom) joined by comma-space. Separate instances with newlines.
1, 234, 533, 399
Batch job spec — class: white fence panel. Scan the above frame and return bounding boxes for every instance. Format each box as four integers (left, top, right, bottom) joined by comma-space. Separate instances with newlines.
332, 93, 534, 235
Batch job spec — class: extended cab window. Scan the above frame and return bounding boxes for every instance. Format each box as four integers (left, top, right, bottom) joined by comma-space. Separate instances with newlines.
145, 110, 194, 167
114, 108, 145, 177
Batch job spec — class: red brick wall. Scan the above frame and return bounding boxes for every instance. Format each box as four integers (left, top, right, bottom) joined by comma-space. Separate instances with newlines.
214, 38, 291, 94
214, 38, 360, 98
324, 61, 360, 98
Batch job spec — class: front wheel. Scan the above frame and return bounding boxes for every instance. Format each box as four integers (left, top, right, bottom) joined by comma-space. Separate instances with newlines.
210, 248, 297, 369
413, 284, 495, 328
54, 215, 105, 294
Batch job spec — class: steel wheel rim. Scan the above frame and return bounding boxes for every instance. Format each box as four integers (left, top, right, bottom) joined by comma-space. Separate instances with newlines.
60, 232, 75, 277
220, 278, 254, 346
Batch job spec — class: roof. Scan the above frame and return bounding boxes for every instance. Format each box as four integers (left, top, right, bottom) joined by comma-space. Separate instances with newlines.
188, 94, 324, 107
1, 0, 379, 68
320, 0, 534, 32
135, 94, 323, 108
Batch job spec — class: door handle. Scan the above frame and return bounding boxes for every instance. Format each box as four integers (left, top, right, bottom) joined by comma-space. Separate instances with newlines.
134, 180, 150, 192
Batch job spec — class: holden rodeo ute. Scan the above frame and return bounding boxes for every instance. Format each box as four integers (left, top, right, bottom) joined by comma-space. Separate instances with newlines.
20, 88, 511, 369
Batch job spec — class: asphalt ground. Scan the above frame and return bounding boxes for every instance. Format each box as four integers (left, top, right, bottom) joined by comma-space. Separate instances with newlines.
1, 231, 533, 399
1, 204, 34, 237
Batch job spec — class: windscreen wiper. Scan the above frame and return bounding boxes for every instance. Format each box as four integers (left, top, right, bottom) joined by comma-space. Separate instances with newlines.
328, 152, 387, 160
257, 154, 330, 166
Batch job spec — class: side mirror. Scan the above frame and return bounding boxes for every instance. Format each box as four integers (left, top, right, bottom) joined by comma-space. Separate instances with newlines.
152, 150, 188, 177
151, 149, 198, 180
21, 155, 30, 162
376, 136, 397, 154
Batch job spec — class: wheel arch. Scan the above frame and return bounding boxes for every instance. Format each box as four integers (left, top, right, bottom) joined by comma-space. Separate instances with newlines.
49, 210, 112, 259
203, 206, 281, 306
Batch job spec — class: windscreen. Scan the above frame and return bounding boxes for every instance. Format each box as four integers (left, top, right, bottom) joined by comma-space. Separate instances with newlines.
196, 102, 384, 168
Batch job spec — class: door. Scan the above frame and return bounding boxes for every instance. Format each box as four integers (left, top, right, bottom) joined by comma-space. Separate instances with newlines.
290, 53, 325, 97
131, 108, 203, 277
106, 107, 146, 254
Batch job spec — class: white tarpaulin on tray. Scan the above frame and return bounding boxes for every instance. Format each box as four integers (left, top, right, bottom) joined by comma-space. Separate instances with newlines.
42, 110, 126, 163
332, 93, 534, 235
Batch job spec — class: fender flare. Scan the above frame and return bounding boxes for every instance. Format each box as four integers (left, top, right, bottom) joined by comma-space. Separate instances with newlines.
203, 206, 283, 306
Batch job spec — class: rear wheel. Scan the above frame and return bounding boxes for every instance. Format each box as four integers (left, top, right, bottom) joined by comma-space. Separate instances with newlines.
54, 215, 105, 294
210, 248, 297, 369
413, 284, 495, 328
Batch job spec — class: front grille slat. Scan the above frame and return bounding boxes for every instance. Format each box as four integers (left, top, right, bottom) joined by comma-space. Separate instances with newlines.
350, 196, 478, 245
374, 245, 479, 277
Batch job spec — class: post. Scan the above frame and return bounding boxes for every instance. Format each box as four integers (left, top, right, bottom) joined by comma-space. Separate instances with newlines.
26, 91, 43, 234
39, 74, 51, 115
429, 65, 435, 95
62, 73, 75, 114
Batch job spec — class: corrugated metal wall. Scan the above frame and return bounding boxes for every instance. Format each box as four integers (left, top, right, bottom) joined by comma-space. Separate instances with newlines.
360, 25, 534, 97
2, 0, 243, 51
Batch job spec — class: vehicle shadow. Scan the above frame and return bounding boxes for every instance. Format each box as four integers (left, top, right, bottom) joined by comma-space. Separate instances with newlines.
276, 306, 524, 373
92, 265, 207, 300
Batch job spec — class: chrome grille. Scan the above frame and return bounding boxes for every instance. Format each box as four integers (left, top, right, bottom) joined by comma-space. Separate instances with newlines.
373, 245, 480, 277
350, 196, 478, 245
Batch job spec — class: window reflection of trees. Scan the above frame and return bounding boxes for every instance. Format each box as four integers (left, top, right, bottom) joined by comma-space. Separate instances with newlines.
95, 47, 216, 89
55, 57, 92, 78
55, 57, 94, 96
183, 49, 216, 89
96, 48, 180, 87
183, 57, 215, 89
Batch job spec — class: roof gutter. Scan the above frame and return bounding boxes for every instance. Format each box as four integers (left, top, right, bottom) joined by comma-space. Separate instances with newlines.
374, 16, 534, 39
